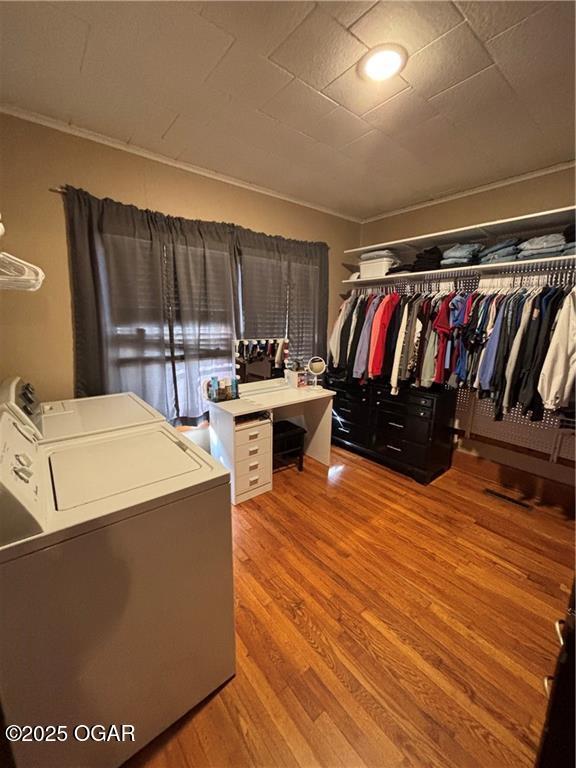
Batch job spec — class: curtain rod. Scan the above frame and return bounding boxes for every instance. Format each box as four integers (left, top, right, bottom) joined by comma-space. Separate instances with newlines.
49, 187, 66, 194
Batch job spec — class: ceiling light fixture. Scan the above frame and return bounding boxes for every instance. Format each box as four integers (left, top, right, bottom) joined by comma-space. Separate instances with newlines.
358, 44, 408, 82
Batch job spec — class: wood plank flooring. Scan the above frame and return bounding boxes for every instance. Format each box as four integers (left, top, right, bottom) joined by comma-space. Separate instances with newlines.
125, 447, 574, 768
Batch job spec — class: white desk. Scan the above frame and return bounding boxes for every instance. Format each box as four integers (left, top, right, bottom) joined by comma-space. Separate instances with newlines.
209, 380, 334, 504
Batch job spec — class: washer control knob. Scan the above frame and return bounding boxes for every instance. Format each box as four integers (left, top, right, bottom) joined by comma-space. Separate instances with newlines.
13, 466, 32, 483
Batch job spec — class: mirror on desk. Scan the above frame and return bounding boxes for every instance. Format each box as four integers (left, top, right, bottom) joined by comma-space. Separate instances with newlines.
235, 338, 289, 383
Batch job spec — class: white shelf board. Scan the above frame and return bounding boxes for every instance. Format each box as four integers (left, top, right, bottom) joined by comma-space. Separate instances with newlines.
345, 206, 575, 256
342, 253, 576, 285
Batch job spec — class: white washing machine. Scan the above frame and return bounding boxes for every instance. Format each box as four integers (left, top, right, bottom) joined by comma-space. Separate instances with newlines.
0, 377, 165, 441
0, 405, 235, 768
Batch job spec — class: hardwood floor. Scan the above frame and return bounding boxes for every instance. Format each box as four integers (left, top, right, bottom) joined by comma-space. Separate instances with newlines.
126, 447, 574, 768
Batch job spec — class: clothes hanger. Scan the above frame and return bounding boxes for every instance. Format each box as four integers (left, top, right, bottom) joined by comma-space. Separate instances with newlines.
0, 215, 45, 291
0, 251, 45, 291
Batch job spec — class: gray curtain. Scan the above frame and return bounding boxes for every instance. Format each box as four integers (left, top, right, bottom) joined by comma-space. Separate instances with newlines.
65, 187, 236, 421
65, 187, 328, 419
235, 227, 328, 364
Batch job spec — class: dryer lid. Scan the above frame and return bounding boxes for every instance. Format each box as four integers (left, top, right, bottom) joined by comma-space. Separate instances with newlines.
50, 429, 211, 510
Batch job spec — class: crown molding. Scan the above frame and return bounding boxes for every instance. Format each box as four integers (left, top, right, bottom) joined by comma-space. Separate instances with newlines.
362, 160, 576, 223
0, 105, 363, 224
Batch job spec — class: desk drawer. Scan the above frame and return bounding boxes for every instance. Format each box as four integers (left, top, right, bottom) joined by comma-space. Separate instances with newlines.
235, 421, 272, 447
236, 441, 269, 462
235, 462, 272, 495
237, 453, 271, 478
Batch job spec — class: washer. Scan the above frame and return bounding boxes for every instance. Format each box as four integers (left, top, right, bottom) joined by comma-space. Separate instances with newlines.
0, 405, 235, 768
0, 377, 165, 441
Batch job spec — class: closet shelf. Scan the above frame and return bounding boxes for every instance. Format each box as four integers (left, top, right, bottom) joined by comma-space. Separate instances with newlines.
346, 205, 575, 257
342, 254, 576, 285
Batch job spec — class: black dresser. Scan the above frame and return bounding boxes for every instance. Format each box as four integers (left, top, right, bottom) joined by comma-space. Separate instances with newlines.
328, 373, 457, 484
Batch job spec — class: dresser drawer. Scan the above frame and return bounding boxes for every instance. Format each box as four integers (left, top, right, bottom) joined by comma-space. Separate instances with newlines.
235, 462, 272, 495
333, 400, 370, 425
406, 403, 433, 420
237, 453, 271, 478
407, 393, 435, 409
376, 410, 431, 445
235, 421, 272, 447
334, 389, 369, 407
236, 441, 269, 462
374, 437, 429, 468
332, 418, 372, 448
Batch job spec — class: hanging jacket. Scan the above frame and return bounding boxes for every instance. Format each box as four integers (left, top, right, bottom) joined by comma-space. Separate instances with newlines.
538, 287, 576, 411
337, 296, 359, 369
519, 287, 566, 419
369, 293, 401, 378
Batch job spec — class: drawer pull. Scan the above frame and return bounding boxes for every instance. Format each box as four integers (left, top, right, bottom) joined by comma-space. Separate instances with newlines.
248, 431, 259, 440
249, 462, 259, 471
543, 676, 553, 698
337, 426, 351, 434
555, 619, 565, 646
248, 446, 259, 456
376, 400, 380, 406
340, 407, 352, 414
386, 444, 402, 452
249, 476, 260, 486
388, 422, 404, 429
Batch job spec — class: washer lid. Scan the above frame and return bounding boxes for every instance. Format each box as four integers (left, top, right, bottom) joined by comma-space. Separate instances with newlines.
50, 429, 208, 510
41, 393, 164, 440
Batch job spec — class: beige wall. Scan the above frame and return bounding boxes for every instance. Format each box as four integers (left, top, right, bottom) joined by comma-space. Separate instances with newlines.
0, 114, 360, 401
2, 113, 574, 404
361, 166, 575, 245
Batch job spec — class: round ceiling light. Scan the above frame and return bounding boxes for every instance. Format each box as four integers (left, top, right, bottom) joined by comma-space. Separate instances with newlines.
358, 44, 408, 82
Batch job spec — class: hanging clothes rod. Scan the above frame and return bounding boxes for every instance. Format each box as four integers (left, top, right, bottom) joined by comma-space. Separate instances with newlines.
49, 187, 67, 194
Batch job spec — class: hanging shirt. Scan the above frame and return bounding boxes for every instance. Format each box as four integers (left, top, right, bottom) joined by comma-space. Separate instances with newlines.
433, 293, 456, 384
390, 300, 411, 394
478, 296, 507, 391
352, 295, 383, 379
503, 289, 542, 412
328, 297, 353, 365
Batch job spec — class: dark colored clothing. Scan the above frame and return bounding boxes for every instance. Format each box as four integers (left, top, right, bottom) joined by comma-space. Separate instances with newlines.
337, 296, 358, 369
518, 288, 566, 420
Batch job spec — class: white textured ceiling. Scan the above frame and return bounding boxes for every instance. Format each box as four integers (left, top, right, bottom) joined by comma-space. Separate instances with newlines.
0, 1, 574, 220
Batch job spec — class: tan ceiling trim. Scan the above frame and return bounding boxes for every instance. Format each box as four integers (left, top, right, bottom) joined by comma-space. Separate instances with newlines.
0, 104, 363, 224
362, 160, 576, 223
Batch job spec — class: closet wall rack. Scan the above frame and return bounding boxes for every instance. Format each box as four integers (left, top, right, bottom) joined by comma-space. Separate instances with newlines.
337, 206, 576, 474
